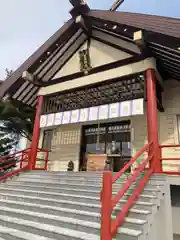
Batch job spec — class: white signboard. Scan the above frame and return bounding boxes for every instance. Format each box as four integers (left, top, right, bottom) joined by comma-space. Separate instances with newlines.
40, 98, 144, 127
62, 111, 71, 124
46, 113, 55, 126
89, 106, 99, 121
120, 101, 131, 117
71, 109, 79, 123
79, 108, 89, 122
54, 112, 63, 125
40, 115, 47, 128
109, 103, 119, 119
132, 99, 144, 115
98, 104, 108, 120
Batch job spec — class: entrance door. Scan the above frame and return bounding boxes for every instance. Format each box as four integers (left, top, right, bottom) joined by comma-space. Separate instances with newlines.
106, 124, 131, 172
80, 121, 131, 172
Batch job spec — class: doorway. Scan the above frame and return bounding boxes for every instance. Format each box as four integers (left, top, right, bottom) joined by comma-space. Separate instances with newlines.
79, 121, 131, 172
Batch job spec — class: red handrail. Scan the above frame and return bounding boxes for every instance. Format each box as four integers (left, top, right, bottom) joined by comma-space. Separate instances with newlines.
101, 141, 154, 239
112, 154, 153, 209
112, 142, 151, 183
0, 147, 50, 182
111, 168, 153, 235
0, 148, 30, 181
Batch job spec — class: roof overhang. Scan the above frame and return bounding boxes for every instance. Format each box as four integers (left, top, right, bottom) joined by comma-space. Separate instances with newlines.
0, 4, 180, 108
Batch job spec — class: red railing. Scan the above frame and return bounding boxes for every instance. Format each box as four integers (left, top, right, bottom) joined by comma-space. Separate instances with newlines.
0, 148, 30, 182
160, 144, 180, 175
101, 142, 154, 239
0, 147, 49, 182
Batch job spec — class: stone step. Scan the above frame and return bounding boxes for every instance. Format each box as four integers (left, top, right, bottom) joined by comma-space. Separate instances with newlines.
0, 193, 156, 218
17, 175, 165, 185
0, 171, 166, 240
3, 182, 161, 200
0, 194, 152, 220
20, 171, 167, 180
0, 214, 144, 240
0, 186, 159, 205
0, 205, 148, 234
0, 225, 56, 240
11, 178, 164, 192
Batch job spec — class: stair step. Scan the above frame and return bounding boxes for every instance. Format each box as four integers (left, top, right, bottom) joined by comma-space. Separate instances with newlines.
0, 197, 152, 220
0, 195, 155, 220
0, 191, 157, 211
0, 225, 55, 240
0, 186, 159, 206
10, 179, 163, 193
0, 205, 148, 233
0, 171, 166, 239
0, 214, 143, 240
2, 183, 160, 202
17, 175, 165, 185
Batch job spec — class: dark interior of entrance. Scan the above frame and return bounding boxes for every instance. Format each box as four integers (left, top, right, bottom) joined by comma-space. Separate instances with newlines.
79, 121, 131, 172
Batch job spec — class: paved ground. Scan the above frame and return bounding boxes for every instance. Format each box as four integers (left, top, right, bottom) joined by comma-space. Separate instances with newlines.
174, 234, 180, 240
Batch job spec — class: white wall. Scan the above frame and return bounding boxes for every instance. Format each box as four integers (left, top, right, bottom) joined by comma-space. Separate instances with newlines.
172, 207, 180, 235
159, 79, 180, 172
52, 39, 132, 79
39, 58, 156, 96
39, 124, 81, 171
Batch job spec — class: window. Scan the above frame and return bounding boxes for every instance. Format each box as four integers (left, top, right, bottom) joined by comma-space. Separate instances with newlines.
42, 130, 53, 150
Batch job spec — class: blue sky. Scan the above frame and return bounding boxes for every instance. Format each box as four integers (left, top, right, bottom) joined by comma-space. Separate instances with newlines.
0, 0, 179, 80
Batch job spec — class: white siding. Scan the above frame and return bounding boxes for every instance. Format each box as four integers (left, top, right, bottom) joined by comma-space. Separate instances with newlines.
159, 80, 180, 172
46, 124, 81, 171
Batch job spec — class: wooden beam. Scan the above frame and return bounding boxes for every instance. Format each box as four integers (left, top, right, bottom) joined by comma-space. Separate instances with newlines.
22, 71, 43, 86
133, 30, 150, 57
37, 30, 83, 80
75, 15, 90, 35
43, 55, 146, 87
69, 0, 84, 7
0, 19, 74, 99
69, 0, 90, 18
41, 33, 87, 81
22, 71, 34, 82
92, 29, 140, 55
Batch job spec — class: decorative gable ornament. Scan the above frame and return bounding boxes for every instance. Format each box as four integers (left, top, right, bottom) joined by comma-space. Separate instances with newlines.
79, 48, 91, 75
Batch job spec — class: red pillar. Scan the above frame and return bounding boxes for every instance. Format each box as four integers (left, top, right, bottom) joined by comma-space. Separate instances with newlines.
146, 69, 162, 172
101, 171, 112, 240
29, 95, 43, 170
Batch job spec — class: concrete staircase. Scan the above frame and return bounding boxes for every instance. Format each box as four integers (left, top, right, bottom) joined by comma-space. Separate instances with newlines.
0, 171, 173, 240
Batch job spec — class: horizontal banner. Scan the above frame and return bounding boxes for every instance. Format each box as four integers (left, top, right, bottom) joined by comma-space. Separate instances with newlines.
40, 98, 144, 128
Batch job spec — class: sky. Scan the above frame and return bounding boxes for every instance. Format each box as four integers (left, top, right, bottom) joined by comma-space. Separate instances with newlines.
0, 0, 180, 80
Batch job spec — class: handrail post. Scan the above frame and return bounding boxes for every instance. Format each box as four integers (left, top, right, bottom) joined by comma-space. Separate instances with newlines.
44, 151, 49, 171
20, 151, 24, 169
101, 171, 112, 240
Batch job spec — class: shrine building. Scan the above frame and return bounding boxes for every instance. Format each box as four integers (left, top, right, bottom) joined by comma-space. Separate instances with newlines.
0, 5, 180, 177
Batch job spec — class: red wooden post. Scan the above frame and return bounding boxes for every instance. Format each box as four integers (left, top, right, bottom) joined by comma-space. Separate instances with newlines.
29, 95, 43, 170
101, 171, 112, 240
146, 69, 162, 172
20, 151, 24, 169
